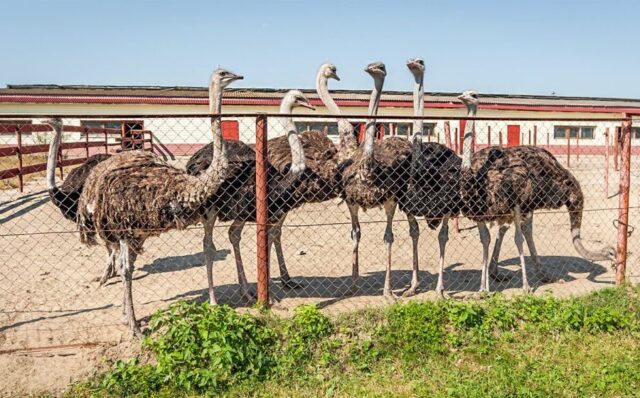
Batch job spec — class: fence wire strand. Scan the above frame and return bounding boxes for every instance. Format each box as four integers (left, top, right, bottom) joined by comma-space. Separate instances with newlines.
0, 113, 637, 349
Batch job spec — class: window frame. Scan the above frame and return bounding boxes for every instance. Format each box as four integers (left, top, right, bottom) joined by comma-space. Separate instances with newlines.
553, 125, 596, 140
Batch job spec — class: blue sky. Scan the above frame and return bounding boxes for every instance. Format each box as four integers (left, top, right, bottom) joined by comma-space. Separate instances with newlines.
1, 0, 638, 98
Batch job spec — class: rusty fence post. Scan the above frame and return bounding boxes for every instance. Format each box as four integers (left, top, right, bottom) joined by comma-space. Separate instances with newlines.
103, 129, 108, 154
16, 127, 23, 192
84, 126, 90, 158
576, 130, 580, 161
444, 121, 452, 149
499, 130, 503, 146
604, 128, 610, 198
533, 125, 537, 146
255, 114, 270, 305
615, 117, 632, 285
487, 125, 491, 147
611, 127, 620, 171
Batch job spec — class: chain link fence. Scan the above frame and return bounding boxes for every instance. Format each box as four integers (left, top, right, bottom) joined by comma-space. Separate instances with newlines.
0, 113, 637, 350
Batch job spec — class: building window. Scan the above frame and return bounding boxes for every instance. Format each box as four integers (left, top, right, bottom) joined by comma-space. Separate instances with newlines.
81, 120, 122, 130
392, 122, 436, 137
553, 126, 595, 139
633, 127, 640, 139
295, 122, 339, 136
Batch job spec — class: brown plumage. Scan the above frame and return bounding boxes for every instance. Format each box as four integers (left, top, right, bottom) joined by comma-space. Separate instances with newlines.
49, 153, 111, 222
457, 90, 615, 293
186, 91, 333, 291
340, 137, 411, 209
77, 69, 243, 335
78, 151, 205, 252
268, 130, 340, 203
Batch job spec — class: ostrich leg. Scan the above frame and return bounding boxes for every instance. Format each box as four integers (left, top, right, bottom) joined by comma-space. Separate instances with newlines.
119, 240, 141, 336
521, 215, 551, 284
513, 208, 532, 293
382, 199, 397, 300
435, 217, 451, 299
347, 203, 361, 293
402, 214, 420, 297
97, 245, 118, 286
271, 217, 304, 289
202, 211, 219, 305
477, 221, 491, 294
489, 225, 511, 282
227, 220, 255, 301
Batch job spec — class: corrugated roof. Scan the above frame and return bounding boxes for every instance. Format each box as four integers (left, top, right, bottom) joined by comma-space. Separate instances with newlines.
2, 84, 640, 111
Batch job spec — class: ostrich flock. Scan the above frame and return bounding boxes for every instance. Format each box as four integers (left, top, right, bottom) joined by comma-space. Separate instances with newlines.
43, 59, 616, 336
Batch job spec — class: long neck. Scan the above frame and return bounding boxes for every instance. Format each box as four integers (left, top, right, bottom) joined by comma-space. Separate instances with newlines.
316, 73, 357, 153
412, 73, 424, 144
46, 123, 63, 191
209, 81, 225, 164
461, 104, 477, 170
190, 80, 228, 201
363, 77, 383, 159
280, 101, 306, 174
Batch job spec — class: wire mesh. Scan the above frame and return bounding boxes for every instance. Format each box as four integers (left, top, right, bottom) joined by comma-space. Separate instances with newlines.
0, 113, 636, 351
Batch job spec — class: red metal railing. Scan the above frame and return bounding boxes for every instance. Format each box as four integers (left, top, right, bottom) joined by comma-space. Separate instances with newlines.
0, 124, 154, 192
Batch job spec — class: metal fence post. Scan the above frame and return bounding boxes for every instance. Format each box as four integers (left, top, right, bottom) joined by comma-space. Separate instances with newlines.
487, 125, 491, 147
615, 116, 632, 285
533, 125, 537, 146
255, 114, 270, 305
444, 121, 452, 149
16, 127, 23, 192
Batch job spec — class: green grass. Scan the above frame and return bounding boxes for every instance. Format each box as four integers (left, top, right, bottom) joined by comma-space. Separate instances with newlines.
63, 286, 640, 397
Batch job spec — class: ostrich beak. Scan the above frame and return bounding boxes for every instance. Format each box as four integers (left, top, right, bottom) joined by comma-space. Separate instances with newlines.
299, 100, 315, 110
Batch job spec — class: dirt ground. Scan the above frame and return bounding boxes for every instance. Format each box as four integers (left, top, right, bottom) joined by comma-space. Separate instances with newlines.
0, 155, 638, 396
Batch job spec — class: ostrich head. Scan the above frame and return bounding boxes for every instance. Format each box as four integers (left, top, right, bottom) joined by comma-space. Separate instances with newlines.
365, 62, 387, 78
281, 90, 315, 112
319, 63, 340, 81
457, 90, 479, 106
209, 68, 243, 89
602, 245, 617, 266
406, 57, 425, 76
42, 117, 63, 129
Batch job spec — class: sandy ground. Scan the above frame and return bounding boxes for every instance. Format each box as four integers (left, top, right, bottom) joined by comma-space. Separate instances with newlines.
0, 155, 638, 396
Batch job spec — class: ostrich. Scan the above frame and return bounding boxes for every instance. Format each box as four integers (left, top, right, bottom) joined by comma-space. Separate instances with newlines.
43, 118, 117, 285
187, 63, 348, 290
457, 91, 616, 293
397, 58, 462, 298
77, 68, 243, 335
340, 62, 412, 299
186, 89, 320, 296
315, 63, 359, 161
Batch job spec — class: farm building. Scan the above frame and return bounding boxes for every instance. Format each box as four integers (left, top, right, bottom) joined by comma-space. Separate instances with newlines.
1, 84, 639, 157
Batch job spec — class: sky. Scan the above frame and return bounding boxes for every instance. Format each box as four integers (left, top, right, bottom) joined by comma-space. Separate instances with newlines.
1, 0, 639, 98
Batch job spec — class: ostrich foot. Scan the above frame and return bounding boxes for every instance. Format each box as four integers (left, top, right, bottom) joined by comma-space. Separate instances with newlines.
383, 289, 398, 303
129, 322, 142, 338
95, 265, 118, 286
435, 288, 451, 299
278, 278, 305, 290
401, 286, 418, 298
522, 284, 534, 294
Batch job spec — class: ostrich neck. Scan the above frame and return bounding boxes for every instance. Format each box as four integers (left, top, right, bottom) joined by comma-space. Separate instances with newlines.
209, 83, 225, 162
363, 78, 383, 159
316, 74, 357, 153
191, 81, 228, 202
412, 74, 424, 143
46, 124, 62, 191
461, 105, 477, 170
280, 101, 306, 174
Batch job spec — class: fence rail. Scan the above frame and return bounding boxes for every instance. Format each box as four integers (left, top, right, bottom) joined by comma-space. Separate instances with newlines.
0, 112, 636, 350
0, 123, 154, 191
